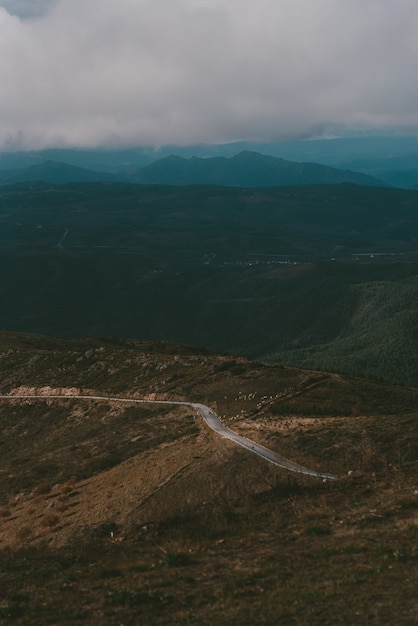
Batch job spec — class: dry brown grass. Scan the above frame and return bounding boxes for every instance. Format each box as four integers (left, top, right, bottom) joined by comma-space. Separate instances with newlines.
0, 334, 418, 624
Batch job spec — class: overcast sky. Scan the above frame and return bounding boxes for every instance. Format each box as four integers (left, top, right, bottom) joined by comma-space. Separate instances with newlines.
0, 0, 418, 149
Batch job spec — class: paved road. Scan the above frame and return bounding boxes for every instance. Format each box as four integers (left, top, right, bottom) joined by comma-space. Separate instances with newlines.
0, 394, 336, 480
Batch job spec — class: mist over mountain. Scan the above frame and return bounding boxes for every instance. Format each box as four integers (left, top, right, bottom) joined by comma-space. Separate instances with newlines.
0, 147, 157, 174
3, 134, 418, 187
339, 154, 418, 190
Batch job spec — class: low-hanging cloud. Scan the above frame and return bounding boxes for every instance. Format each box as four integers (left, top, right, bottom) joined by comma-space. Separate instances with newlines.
0, 0, 56, 20
1, 0, 418, 149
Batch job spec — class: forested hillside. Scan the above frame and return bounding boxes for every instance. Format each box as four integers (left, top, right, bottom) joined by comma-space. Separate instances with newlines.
1, 181, 418, 384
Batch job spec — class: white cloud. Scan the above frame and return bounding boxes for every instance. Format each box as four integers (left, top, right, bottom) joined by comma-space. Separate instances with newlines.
1, 0, 418, 149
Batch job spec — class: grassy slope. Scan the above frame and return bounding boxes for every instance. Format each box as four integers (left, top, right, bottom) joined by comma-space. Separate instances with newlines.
0, 332, 417, 625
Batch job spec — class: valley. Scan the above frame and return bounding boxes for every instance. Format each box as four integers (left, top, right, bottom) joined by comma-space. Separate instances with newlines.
2, 182, 418, 385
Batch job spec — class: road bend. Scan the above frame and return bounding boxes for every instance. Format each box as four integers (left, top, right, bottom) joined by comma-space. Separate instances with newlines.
0, 394, 336, 480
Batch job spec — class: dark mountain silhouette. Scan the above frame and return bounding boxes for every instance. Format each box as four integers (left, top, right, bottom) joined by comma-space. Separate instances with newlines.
0, 153, 385, 187
131, 150, 387, 187
0, 160, 119, 185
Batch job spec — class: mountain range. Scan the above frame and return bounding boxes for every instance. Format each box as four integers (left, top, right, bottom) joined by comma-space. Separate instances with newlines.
2, 134, 418, 186
130, 151, 386, 187
0, 151, 386, 188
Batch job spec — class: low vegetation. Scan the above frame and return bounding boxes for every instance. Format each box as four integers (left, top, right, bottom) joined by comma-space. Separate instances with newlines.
0, 331, 417, 624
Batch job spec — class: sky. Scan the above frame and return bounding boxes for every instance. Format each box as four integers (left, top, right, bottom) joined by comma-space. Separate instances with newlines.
0, 0, 418, 150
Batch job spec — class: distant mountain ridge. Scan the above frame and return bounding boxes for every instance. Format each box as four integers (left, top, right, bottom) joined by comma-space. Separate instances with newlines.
132, 151, 387, 187
2, 134, 418, 187
0, 160, 119, 185
0, 151, 387, 187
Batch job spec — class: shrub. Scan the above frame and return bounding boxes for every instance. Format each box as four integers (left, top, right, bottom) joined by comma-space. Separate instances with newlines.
40, 513, 60, 528
33, 482, 51, 496
16, 526, 32, 540
306, 525, 332, 537
0, 603, 24, 619
163, 552, 192, 567
106, 589, 169, 606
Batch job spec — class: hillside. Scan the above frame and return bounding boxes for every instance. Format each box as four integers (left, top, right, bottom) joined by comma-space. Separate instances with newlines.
340, 154, 418, 189
132, 151, 386, 187
1, 182, 418, 384
0, 331, 417, 625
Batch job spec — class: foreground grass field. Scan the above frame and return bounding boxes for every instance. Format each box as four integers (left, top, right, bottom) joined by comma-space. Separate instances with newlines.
0, 332, 417, 624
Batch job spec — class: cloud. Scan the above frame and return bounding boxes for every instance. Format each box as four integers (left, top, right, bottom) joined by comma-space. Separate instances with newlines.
1, 0, 418, 149
0, 0, 56, 19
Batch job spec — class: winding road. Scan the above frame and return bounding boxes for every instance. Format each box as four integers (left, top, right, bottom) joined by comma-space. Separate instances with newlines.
0, 393, 336, 480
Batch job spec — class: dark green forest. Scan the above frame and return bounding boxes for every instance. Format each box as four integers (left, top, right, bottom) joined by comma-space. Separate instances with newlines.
2, 181, 418, 384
